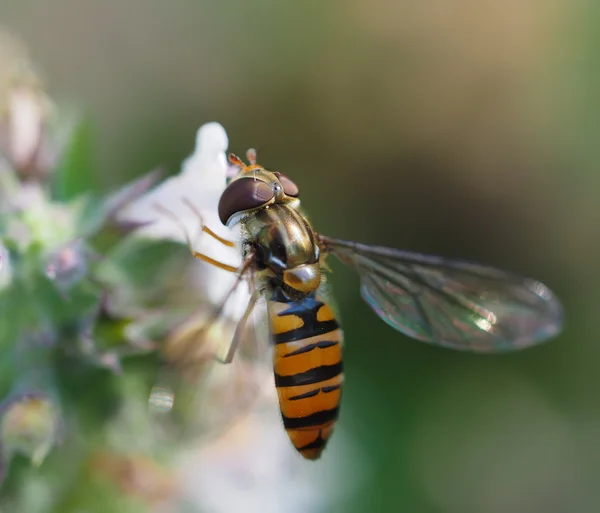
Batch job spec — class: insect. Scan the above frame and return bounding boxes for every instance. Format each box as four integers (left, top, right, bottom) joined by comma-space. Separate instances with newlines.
151, 149, 563, 460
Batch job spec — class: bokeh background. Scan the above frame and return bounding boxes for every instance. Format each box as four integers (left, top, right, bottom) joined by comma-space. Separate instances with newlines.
1, 1, 598, 512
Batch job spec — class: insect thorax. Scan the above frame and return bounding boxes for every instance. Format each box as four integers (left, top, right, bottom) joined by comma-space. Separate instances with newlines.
242, 203, 322, 295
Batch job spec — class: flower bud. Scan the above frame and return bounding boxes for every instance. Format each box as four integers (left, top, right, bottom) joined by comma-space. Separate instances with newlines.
0, 31, 54, 179
0, 393, 61, 467
45, 238, 88, 291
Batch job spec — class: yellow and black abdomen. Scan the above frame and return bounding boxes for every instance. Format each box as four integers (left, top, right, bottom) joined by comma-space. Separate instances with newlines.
268, 294, 344, 460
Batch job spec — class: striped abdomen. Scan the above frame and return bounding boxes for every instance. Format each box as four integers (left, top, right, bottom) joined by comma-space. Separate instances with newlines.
269, 294, 344, 460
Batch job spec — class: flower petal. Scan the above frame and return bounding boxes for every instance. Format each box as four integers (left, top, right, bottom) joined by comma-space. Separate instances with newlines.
117, 122, 233, 245
7, 87, 46, 171
118, 122, 247, 310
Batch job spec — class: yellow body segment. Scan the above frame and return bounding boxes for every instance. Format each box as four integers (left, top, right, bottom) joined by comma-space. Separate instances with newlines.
271, 314, 305, 336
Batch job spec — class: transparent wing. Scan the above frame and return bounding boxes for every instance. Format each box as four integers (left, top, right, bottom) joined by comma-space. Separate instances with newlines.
320, 235, 563, 352
149, 274, 273, 446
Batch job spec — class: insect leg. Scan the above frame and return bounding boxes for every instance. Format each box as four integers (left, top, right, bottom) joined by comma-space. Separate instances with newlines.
190, 252, 238, 273
216, 266, 266, 365
168, 253, 257, 375
180, 197, 236, 248
206, 253, 256, 325
153, 202, 238, 273
217, 289, 259, 364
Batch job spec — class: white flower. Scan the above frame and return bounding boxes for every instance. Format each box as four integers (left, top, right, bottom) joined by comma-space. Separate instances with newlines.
117, 121, 248, 318
117, 122, 231, 244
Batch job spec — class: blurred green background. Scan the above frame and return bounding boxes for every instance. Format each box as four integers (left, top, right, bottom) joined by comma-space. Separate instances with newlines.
1, 1, 598, 512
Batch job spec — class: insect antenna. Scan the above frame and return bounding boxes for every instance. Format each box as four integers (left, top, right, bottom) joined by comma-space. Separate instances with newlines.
246, 148, 257, 165
228, 149, 261, 180
228, 153, 245, 168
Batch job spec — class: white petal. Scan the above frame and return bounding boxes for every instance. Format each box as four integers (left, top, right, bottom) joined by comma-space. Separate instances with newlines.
118, 122, 248, 312
118, 121, 234, 248
8, 88, 45, 169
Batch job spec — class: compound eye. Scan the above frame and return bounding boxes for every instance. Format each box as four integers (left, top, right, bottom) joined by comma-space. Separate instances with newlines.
273, 172, 299, 197
218, 177, 275, 225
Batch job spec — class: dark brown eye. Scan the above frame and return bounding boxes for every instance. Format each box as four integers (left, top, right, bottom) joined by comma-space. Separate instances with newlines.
218, 178, 275, 225
273, 172, 299, 197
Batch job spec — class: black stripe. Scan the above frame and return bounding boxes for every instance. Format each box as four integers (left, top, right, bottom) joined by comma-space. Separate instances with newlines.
283, 340, 338, 357
274, 362, 342, 387
272, 295, 340, 344
289, 381, 342, 400
289, 389, 320, 401
274, 320, 339, 344
298, 432, 327, 451
274, 295, 322, 314
282, 407, 339, 429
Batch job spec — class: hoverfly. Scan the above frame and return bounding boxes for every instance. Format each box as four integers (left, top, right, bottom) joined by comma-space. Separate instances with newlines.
151, 149, 563, 460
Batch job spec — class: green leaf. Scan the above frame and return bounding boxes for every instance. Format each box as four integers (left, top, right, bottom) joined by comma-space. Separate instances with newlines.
72, 194, 106, 239
53, 116, 97, 202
